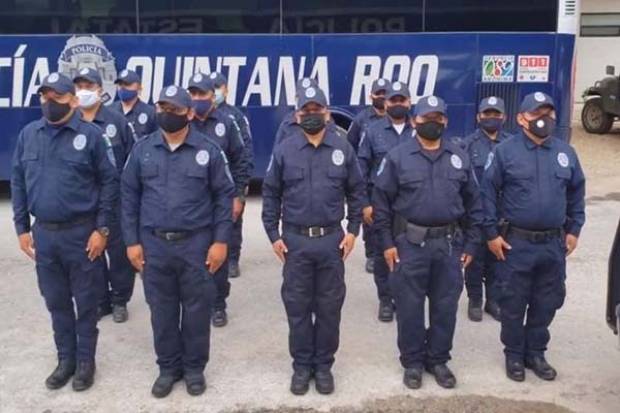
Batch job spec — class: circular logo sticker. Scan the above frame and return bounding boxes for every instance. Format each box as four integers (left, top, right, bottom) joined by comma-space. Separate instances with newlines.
301, 78, 311, 88
210, 72, 217, 79
536, 118, 546, 128
195, 149, 210, 166
305, 87, 316, 98
138, 113, 148, 125
557, 152, 569, 168
378, 79, 386, 87
485, 152, 494, 170
79, 67, 90, 75
215, 122, 226, 137
428, 96, 438, 107
534, 92, 546, 102
332, 149, 345, 166
73, 134, 87, 151
377, 158, 386, 176
47, 73, 59, 83
393, 82, 402, 91
105, 124, 117, 138
450, 154, 463, 170
488, 96, 498, 105
193, 73, 203, 83
165, 86, 177, 97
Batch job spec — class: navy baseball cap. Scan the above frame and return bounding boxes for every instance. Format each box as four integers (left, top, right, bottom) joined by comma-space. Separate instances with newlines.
37, 72, 75, 95
519, 92, 555, 113
207, 71, 227, 88
296, 77, 318, 92
371, 78, 389, 94
479, 96, 505, 114
115, 69, 141, 85
72, 67, 102, 86
414, 95, 447, 116
385, 81, 410, 99
187, 72, 214, 93
157, 85, 193, 109
297, 86, 328, 109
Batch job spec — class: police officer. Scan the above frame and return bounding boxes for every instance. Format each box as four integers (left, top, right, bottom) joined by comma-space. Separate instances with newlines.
210, 71, 255, 279
262, 86, 366, 395
348, 78, 388, 274
11, 72, 118, 391
462, 96, 512, 322
112, 69, 157, 139
358, 81, 415, 322
482, 92, 585, 382
73, 68, 136, 323
121, 85, 235, 397
373, 95, 482, 390
187, 72, 250, 327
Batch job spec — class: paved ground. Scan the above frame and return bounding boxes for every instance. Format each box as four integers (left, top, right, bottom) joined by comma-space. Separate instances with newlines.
1, 124, 620, 413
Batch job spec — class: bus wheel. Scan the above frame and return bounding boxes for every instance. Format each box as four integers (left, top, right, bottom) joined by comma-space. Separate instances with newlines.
582, 97, 613, 134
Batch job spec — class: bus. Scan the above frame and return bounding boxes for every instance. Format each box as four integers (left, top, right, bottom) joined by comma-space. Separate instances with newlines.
0, 0, 579, 179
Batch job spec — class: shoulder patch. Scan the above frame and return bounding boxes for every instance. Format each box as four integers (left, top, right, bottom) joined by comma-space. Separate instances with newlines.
138, 113, 148, 125
195, 149, 210, 166
73, 134, 87, 151
450, 154, 462, 170
332, 149, 345, 166
105, 124, 117, 138
215, 122, 226, 137
557, 152, 569, 168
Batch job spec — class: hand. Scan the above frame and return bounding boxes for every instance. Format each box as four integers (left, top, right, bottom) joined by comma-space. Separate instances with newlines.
206, 242, 228, 274
565, 234, 578, 256
272, 239, 288, 263
362, 206, 374, 225
461, 253, 473, 268
18, 233, 35, 260
339, 233, 356, 260
232, 197, 245, 222
127, 244, 145, 272
487, 236, 511, 261
384, 247, 400, 272
86, 231, 107, 261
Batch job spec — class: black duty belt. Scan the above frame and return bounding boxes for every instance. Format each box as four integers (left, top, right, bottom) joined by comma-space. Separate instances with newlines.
508, 226, 562, 243
152, 229, 196, 242
284, 224, 340, 238
37, 215, 95, 231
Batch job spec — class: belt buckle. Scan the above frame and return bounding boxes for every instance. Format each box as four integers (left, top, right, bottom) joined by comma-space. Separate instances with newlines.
308, 226, 324, 238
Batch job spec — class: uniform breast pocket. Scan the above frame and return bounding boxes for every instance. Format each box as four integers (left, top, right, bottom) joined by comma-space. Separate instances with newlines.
508, 171, 534, 201
283, 166, 305, 192
399, 169, 425, 189
61, 151, 91, 171
554, 168, 571, 192
140, 163, 159, 182
327, 165, 347, 186
184, 165, 209, 195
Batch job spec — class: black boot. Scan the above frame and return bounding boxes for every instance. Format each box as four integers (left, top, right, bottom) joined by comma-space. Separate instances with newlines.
72, 360, 95, 391
468, 298, 483, 322
505, 358, 526, 382
365, 258, 374, 274
112, 304, 128, 323
425, 363, 456, 389
97, 304, 112, 321
185, 373, 206, 396
403, 366, 423, 389
484, 300, 501, 321
229, 261, 241, 278
45, 359, 76, 390
151, 372, 183, 398
525, 356, 557, 381
378, 300, 394, 322
290, 369, 312, 395
212, 309, 228, 327
314, 370, 335, 395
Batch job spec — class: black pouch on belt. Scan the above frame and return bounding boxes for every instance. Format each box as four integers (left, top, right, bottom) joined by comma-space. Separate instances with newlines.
405, 223, 428, 245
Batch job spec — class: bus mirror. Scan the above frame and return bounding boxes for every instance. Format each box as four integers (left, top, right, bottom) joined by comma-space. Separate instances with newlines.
606, 65, 616, 76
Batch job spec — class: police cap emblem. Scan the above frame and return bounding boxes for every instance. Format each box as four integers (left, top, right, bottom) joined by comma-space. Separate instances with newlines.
165, 86, 177, 97
428, 96, 438, 107
79, 67, 90, 75
138, 113, 148, 125
557, 152, 569, 168
534, 92, 546, 102
305, 87, 316, 98
488, 96, 498, 105
210, 72, 217, 79
393, 82, 402, 91
193, 73, 203, 83
73, 134, 87, 151
332, 149, 345, 166
195, 149, 210, 166
120, 69, 129, 78
105, 124, 117, 138
450, 154, 462, 170
48, 73, 59, 83
301, 78, 311, 88
215, 122, 226, 137
378, 79, 386, 86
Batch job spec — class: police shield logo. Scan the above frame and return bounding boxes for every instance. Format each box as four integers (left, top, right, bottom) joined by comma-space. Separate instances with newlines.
210, 72, 217, 79
305, 87, 316, 98
73, 134, 87, 151
534, 92, 546, 102
47, 73, 59, 83
120, 69, 129, 78
485, 152, 494, 170
105, 124, 117, 138
195, 150, 210, 166
557, 152, 569, 168
138, 113, 148, 125
378, 79, 386, 87
393, 82, 402, 91
79, 67, 89, 75
450, 154, 463, 170
301, 78, 311, 88
332, 149, 345, 166
377, 158, 386, 176
165, 86, 177, 97
428, 96, 438, 107
215, 122, 226, 137
488, 96, 498, 105
193, 73, 203, 83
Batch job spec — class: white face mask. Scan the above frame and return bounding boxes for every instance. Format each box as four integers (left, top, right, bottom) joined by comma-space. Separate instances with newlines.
214, 88, 225, 105
76, 89, 100, 108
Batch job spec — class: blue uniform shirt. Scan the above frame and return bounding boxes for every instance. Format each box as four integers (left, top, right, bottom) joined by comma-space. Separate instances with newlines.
191, 111, 249, 195
111, 99, 157, 140
262, 128, 367, 243
347, 105, 384, 152
216, 102, 255, 177
373, 137, 483, 255
90, 104, 136, 174
462, 128, 512, 183
121, 128, 236, 246
11, 111, 119, 234
482, 130, 586, 240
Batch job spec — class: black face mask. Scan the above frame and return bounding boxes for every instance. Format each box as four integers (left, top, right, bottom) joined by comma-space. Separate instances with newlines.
387, 105, 409, 120
299, 113, 326, 135
416, 121, 445, 141
372, 97, 385, 111
527, 115, 555, 139
156, 112, 189, 133
479, 117, 503, 134
42, 99, 72, 123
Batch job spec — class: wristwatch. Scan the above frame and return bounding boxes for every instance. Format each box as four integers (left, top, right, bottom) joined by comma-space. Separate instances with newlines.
97, 227, 110, 237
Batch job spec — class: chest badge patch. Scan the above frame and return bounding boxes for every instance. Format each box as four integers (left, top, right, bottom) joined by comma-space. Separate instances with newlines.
73, 134, 87, 151
557, 152, 569, 168
138, 113, 148, 125
106, 124, 117, 138
450, 154, 463, 170
215, 122, 226, 137
196, 150, 210, 166
332, 149, 345, 166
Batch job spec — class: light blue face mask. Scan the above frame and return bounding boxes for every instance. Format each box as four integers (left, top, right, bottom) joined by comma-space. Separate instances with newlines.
214, 88, 225, 105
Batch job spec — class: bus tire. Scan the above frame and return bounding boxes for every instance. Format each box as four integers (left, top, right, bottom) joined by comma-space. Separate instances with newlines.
582, 97, 613, 134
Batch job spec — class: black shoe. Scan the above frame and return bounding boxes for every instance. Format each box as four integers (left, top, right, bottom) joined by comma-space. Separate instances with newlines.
185, 373, 206, 396
97, 305, 112, 321
468, 298, 483, 322
151, 372, 183, 398
315, 370, 335, 395
525, 356, 557, 381
484, 300, 501, 321
425, 364, 456, 389
290, 369, 312, 395
112, 304, 128, 323
403, 366, 423, 389
365, 258, 374, 274
212, 309, 228, 327
229, 261, 241, 278
378, 300, 394, 322
505, 358, 526, 382
45, 359, 76, 390
72, 361, 95, 391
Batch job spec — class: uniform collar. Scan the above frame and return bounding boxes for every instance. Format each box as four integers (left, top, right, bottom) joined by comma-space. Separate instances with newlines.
295, 128, 337, 150
153, 127, 201, 149
475, 128, 507, 143
519, 130, 553, 150
409, 135, 451, 155
92, 104, 107, 124
36, 111, 82, 132
381, 116, 411, 130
